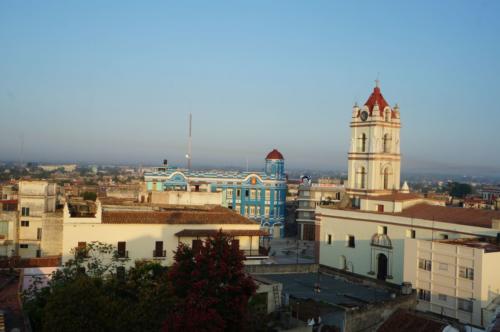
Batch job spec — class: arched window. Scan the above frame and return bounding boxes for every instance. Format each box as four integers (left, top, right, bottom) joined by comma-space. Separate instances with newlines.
383, 134, 390, 153
359, 167, 366, 189
383, 168, 389, 190
385, 109, 391, 122
361, 133, 367, 152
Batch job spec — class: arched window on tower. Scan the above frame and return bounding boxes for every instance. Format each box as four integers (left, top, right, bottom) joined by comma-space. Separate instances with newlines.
385, 109, 391, 122
361, 133, 367, 152
383, 168, 390, 190
383, 134, 390, 153
359, 167, 366, 189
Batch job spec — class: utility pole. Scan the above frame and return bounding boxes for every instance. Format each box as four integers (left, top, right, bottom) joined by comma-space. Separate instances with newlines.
186, 113, 192, 170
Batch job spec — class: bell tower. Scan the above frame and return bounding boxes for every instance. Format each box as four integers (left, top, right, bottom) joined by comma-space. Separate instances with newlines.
346, 81, 401, 203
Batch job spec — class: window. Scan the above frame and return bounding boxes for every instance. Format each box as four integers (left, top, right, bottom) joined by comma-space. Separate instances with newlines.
383, 134, 390, 153
116, 266, 126, 279
378, 226, 388, 235
438, 294, 447, 301
249, 206, 255, 216
439, 263, 448, 271
406, 229, 416, 239
440, 234, 449, 240
327, 234, 332, 245
458, 298, 473, 313
245, 189, 249, 197
383, 168, 389, 190
21, 220, 29, 227
418, 259, 432, 271
37, 228, 42, 240
418, 289, 431, 301
250, 190, 256, 199
20, 244, 29, 249
347, 235, 355, 248
359, 167, 366, 189
264, 206, 270, 216
117, 241, 127, 258
154, 241, 165, 257
265, 190, 271, 200
226, 188, 233, 199
21, 207, 30, 216
192, 239, 202, 254
235, 205, 240, 214
360, 133, 367, 152
236, 189, 241, 197
459, 266, 474, 280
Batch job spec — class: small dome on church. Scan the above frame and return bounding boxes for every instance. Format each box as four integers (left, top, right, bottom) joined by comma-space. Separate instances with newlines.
265, 149, 284, 160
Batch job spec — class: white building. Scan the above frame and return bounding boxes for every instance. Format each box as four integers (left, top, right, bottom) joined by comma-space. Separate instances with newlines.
404, 237, 500, 327
62, 200, 269, 267
318, 82, 500, 287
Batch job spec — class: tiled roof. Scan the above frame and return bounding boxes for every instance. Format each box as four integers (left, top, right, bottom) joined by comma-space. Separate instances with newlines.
395, 203, 500, 228
371, 193, 423, 202
102, 207, 258, 225
377, 310, 447, 332
174, 229, 268, 237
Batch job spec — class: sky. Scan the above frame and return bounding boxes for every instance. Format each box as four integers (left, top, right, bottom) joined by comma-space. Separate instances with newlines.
1, 0, 499, 173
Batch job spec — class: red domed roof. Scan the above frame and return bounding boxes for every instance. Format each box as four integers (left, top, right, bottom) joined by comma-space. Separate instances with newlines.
364, 85, 392, 117
266, 149, 284, 160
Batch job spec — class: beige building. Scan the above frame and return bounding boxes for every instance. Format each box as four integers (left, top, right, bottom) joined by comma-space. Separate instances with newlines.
18, 180, 63, 258
404, 237, 500, 327
62, 200, 269, 267
149, 190, 222, 206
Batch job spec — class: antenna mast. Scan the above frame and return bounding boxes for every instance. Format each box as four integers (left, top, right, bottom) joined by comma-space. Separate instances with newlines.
186, 113, 192, 169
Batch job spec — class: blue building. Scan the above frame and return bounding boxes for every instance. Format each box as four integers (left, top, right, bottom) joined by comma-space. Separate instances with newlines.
143, 149, 288, 238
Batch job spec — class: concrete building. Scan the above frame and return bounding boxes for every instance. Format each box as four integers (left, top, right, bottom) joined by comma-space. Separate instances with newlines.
0, 199, 17, 257
18, 180, 63, 258
297, 179, 345, 241
62, 200, 269, 267
404, 237, 500, 327
143, 149, 288, 238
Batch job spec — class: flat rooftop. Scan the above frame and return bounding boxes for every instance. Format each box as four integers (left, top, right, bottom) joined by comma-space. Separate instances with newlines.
437, 237, 500, 253
258, 273, 394, 307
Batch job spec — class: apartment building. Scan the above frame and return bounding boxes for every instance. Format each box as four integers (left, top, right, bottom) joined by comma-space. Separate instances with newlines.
404, 237, 500, 327
18, 180, 63, 257
0, 199, 17, 257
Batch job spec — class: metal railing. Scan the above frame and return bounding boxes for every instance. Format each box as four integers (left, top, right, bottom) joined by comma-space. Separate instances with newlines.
153, 250, 167, 258
117, 250, 129, 259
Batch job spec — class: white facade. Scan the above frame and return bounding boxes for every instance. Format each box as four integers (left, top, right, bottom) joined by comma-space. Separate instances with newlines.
318, 206, 500, 285
404, 238, 500, 327
62, 201, 267, 267
347, 84, 401, 202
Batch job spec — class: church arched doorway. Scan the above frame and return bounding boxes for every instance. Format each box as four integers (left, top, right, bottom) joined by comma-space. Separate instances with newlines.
377, 253, 388, 281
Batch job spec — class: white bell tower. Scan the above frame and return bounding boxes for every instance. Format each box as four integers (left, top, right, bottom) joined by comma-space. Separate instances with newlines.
346, 81, 401, 202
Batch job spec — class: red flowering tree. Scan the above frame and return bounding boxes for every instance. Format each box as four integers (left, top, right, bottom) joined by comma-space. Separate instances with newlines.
164, 231, 257, 332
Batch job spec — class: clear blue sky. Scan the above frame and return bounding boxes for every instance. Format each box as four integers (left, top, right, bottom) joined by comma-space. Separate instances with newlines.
1, 0, 499, 173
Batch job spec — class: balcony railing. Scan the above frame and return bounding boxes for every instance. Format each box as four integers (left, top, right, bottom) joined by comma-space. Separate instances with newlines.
153, 250, 167, 258
243, 247, 269, 257
117, 250, 129, 259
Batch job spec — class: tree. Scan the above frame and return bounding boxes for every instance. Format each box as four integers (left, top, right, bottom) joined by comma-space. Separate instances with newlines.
448, 182, 473, 198
23, 242, 173, 332
164, 231, 257, 332
81, 191, 97, 201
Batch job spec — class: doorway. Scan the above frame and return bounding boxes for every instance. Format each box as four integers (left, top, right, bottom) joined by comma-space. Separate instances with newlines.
377, 253, 388, 281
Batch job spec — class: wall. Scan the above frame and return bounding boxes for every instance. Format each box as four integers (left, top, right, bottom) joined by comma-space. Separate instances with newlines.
62, 221, 262, 267
151, 191, 222, 206
245, 263, 318, 274
318, 207, 500, 285
41, 213, 63, 256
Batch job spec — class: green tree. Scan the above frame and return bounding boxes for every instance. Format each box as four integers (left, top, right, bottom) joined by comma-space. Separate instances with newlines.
81, 191, 97, 201
448, 182, 473, 198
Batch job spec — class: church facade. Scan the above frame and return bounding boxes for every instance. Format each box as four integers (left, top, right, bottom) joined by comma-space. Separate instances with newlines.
317, 83, 500, 291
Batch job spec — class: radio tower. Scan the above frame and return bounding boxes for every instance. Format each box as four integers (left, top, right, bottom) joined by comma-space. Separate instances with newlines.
186, 113, 192, 169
